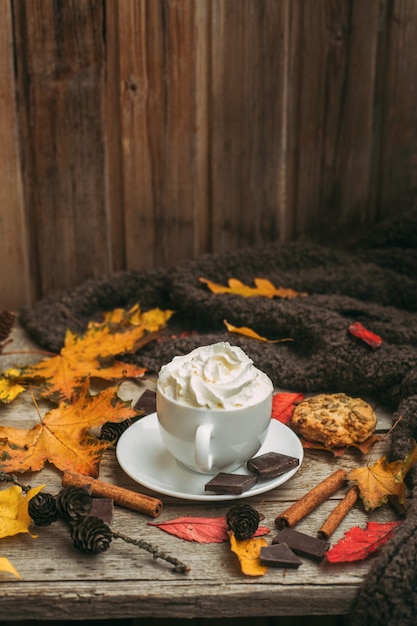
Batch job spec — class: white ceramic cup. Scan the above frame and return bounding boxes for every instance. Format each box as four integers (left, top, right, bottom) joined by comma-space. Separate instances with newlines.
156, 383, 273, 474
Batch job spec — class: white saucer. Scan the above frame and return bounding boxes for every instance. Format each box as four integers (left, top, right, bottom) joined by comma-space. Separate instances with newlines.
116, 413, 303, 501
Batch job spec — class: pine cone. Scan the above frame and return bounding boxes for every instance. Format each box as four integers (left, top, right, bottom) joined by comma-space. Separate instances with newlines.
0, 310, 15, 344
226, 503, 260, 540
56, 486, 92, 522
100, 419, 132, 443
71, 516, 113, 554
28, 492, 59, 526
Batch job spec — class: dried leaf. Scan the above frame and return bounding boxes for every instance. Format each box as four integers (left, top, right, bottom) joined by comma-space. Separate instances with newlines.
200, 277, 307, 299
229, 532, 268, 576
0, 382, 138, 477
224, 320, 293, 344
20, 304, 172, 402
148, 516, 270, 543
0, 369, 26, 404
348, 322, 382, 349
272, 392, 305, 424
326, 521, 400, 563
0, 557, 22, 580
92, 303, 173, 333
0, 484, 44, 539
300, 434, 380, 457
348, 441, 417, 511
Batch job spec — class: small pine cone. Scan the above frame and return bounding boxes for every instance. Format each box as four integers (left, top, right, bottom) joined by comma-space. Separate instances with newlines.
226, 503, 260, 540
56, 486, 92, 523
28, 492, 59, 526
0, 310, 15, 342
71, 516, 113, 554
100, 419, 132, 443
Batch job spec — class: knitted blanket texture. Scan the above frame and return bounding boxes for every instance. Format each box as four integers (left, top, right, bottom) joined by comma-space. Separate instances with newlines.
20, 209, 417, 625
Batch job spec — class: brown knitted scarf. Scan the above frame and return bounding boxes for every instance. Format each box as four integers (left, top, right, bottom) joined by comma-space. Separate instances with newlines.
20, 208, 417, 626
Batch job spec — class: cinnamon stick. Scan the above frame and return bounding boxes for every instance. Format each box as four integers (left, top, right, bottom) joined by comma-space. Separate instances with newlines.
275, 469, 347, 529
317, 486, 359, 540
62, 471, 163, 518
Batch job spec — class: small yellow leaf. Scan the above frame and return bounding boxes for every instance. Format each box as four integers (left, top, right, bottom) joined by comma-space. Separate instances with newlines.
95, 304, 174, 331
139, 308, 174, 331
0, 369, 26, 404
0, 484, 44, 539
0, 557, 22, 580
200, 277, 307, 299
229, 532, 268, 576
224, 320, 293, 343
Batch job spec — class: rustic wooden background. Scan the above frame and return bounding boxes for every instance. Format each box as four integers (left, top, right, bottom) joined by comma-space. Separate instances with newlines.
1, 0, 417, 311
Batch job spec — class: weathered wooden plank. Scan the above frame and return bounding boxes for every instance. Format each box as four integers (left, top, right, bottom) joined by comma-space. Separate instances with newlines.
13, 0, 112, 299
210, 0, 289, 252
376, 0, 417, 218
114, 0, 210, 271
286, 0, 381, 244
0, 0, 31, 310
0, 324, 398, 621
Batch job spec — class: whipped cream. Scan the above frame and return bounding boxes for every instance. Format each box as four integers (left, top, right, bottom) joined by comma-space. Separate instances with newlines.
157, 342, 273, 409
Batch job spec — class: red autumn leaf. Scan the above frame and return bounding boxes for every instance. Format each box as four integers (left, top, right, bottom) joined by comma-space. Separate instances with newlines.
348, 322, 382, 349
326, 521, 400, 563
148, 516, 270, 543
271, 392, 305, 425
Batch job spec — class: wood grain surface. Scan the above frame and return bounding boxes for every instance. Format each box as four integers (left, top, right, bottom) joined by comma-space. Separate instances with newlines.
0, 324, 397, 621
0, 1, 416, 309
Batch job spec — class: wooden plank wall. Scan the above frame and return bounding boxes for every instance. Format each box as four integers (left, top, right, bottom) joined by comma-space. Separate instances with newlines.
1, 0, 417, 310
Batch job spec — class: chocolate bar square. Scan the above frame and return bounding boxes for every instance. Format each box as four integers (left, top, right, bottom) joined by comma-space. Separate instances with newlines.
247, 451, 299, 479
260, 543, 303, 568
272, 527, 330, 561
204, 472, 258, 495
134, 389, 156, 415
90, 498, 114, 524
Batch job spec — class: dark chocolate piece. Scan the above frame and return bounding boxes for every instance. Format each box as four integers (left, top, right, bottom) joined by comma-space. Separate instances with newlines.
260, 543, 303, 568
90, 498, 114, 524
272, 527, 330, 561
134, 388, 156, 415
204, 472, 258, 495
247, 451, 299, 479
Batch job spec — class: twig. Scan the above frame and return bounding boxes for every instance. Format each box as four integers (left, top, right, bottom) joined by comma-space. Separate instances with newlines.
0, 471, 31, 492
111, 529, 190, 573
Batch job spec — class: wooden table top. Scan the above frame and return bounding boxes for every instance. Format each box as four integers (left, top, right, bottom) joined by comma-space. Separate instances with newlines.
0, 325, 397, 621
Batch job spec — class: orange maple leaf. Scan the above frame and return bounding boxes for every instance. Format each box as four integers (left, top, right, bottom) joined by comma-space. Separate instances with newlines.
224, 320, 293, 343
0, 382, 138, 477
20, 305, 172, 402
200, 277, 307, 299
348, 441, 417, 511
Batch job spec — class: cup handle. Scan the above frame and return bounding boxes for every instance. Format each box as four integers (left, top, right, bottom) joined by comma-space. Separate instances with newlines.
194, 423, 213, 472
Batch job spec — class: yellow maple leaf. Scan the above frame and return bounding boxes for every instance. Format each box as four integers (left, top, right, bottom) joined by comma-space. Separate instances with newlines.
0, 369, 26, 403
0, 382, 138, 477
200, 277, 307, 299
0, 557, 22, 579
0, 484, 44, 539
229, 532, 268, 576
20, 304, 172, 402
92, 303, 173, 332
224, 320, 293, 343
348, 441, 417, 511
